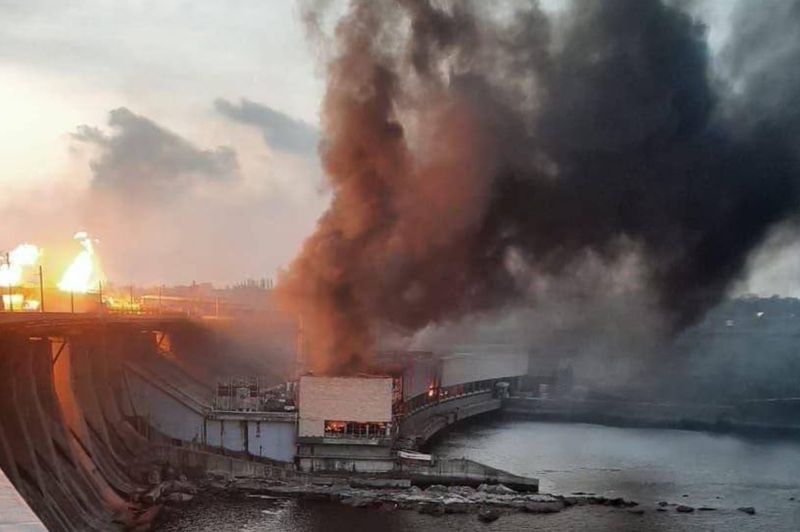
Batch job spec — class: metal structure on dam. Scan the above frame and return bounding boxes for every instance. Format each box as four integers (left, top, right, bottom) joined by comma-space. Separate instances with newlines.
0, 312, 533, 531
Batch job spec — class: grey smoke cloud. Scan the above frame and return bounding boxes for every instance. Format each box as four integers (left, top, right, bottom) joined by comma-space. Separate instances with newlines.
722, 0, 800, 126
73, 107, 238, 201
215, 98, 318, 156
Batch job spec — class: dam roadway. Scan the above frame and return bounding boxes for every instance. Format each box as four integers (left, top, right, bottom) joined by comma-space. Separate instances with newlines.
0, 312, 209, 333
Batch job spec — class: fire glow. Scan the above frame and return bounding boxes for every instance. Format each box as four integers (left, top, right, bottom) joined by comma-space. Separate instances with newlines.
57, 232, 100, 294
0, 244, 41, 288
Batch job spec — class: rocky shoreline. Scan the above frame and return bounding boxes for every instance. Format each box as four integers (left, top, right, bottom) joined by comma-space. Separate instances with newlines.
134, 467, 772, 530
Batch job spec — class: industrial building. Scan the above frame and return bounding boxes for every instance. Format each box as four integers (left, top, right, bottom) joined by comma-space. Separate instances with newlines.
296, 375, 395, 472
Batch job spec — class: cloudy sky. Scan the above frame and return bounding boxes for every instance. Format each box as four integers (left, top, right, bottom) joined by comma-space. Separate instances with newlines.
0, 0, 796, 295
0, 0, 333, 285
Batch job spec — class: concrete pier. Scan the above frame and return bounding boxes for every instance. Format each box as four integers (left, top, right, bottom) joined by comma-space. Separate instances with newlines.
0, 467, 47, 531
399, 458, 539, 492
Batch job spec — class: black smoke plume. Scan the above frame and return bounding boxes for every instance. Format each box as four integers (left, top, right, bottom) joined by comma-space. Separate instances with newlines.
279, 0, 800, 374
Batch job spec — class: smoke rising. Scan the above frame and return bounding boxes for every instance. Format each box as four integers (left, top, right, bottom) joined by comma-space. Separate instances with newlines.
278, 0, 800, 374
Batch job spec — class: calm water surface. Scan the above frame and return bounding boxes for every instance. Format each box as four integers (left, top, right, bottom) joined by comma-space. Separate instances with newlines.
157, 420, 800, 531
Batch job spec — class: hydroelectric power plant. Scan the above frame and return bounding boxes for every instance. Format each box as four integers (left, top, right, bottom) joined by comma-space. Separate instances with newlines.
2, 290, 800, 530
0, 298, 538, 531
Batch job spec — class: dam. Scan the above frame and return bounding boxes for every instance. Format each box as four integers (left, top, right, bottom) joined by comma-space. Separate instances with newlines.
4, 296, 796, 530
0, 312, 534, 531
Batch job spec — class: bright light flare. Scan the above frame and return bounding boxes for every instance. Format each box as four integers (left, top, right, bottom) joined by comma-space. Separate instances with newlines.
0, 243, 41, 287
1, 294, 24, 308
58, 232, 99, 294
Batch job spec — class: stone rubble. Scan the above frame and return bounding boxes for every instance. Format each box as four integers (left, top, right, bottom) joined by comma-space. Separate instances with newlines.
134, 468, 764, 527
235, 479, 647, 522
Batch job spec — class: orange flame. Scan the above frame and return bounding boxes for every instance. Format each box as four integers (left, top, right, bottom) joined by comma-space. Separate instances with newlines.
58, 232, 100, 294
0, 244, 41, 288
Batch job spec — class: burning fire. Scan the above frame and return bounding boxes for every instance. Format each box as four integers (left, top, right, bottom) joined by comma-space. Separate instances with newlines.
0, 244, 41, 287
58, 232, 100, 294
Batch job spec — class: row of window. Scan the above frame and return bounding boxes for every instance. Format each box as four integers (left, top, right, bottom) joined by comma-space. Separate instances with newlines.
323, 420, 390, 438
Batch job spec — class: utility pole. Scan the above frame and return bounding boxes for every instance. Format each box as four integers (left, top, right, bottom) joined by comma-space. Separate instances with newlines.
130, 285, 134, 312
39, 266, 45, 313
70, 291, 75, 313
5, 252, 12, 313
98, 281, 103, 314
158, 285, 162, 315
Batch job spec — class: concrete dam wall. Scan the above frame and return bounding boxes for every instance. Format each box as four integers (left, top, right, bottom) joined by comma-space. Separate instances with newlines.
0, 327, 155, 531
0, 318, 296, 531
0, 318, 536, 529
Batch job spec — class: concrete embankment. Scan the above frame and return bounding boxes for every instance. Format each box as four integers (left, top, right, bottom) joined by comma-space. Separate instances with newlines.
398, 458, 538, 492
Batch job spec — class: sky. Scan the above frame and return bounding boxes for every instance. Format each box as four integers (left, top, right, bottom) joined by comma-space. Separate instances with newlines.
0, 0, 331, 286
0, 0, 797, 296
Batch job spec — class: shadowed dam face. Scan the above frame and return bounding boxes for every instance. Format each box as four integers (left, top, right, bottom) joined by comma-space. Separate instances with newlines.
0, 317, 296, 531
0, 327, 152, 531
278, 0, 800, 374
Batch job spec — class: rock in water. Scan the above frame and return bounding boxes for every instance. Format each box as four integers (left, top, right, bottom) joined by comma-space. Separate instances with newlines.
146, 469, 161, 486
676, 505, 695, 513
341, 497, 375, 508
478, 484, 516, 495
737, 506, 756, 515
164, 493, 193, 505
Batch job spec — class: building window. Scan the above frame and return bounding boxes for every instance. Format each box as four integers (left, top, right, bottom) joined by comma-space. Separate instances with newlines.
324, 420, 388, 438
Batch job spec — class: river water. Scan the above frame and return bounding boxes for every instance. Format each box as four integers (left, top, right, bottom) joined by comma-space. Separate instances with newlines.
156, 420, 800, 531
